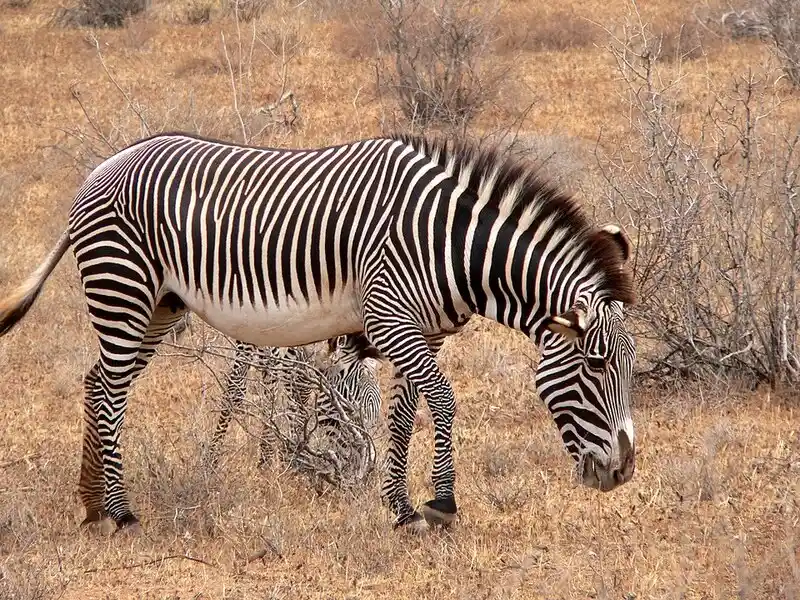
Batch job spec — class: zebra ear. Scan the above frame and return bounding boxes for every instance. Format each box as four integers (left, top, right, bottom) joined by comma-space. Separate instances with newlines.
598, 224, 631, 262
545, 308, 587, 340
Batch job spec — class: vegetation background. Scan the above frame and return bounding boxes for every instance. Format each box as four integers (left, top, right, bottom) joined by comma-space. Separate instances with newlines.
0, 0, 798, 597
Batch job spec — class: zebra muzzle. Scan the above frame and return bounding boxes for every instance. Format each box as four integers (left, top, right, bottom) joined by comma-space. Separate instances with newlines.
580, 431, 635, 492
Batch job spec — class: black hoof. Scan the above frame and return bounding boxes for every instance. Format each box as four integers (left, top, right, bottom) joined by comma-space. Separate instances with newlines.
421, 497, 457, 527
114, 514, 141, 534
393, 511, 429, 535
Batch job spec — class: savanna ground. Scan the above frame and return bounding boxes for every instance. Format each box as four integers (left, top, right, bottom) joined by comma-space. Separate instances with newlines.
0, 0, 799, 597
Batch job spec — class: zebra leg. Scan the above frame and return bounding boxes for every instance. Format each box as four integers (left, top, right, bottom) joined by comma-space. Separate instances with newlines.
417, 334, 456, 527
130, 293, 189, 379
382, 369, 424, 529
207, 342, 254, 467
256, 348, 281, 467
80, 293, 187, 531
365, 317, 460, 531
79, 362, 106, 525
84, 345, 143, 530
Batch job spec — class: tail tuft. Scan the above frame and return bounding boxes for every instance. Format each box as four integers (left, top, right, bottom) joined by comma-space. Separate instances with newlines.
0, 230, 71, 336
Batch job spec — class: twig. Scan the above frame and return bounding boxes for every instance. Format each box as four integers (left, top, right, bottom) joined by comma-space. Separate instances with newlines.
68, 85, 116, 155
87, 33, 151, 137
0, 454, 40, 469
84, 554, 216, 574
221, 32, 249, 145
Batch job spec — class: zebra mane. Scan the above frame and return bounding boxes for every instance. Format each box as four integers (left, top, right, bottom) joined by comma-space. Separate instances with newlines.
393, 133, 636, 306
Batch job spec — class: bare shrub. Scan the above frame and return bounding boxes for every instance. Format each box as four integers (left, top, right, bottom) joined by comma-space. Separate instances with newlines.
225, 0, 271, 22
649, 21, 710, 62
55, 10, 302, 177
494, 8, 600, 55
722, 1, 800, 86
54, 0, 150, 28
761, 0, 800, 86
721, 9, 770, 39
185, 0, 213, 24
247, 352, 378, 490
375, 0, 514, 132
597, 14, 800, 387
159, 332, 378, 491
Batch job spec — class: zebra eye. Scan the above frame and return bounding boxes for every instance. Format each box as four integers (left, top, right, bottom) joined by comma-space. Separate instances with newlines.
586, 356, 607, 371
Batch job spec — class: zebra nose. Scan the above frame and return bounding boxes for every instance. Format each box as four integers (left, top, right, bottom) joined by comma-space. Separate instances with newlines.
612, 429, 635, 484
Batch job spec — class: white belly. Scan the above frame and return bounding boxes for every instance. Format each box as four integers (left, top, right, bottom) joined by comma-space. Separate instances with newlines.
164, 279, 363, 347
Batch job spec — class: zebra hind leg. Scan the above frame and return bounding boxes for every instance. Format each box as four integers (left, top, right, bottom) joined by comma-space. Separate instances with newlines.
79, 362, 107, 528
79, 290, 187, 533
132, 294, 190, 377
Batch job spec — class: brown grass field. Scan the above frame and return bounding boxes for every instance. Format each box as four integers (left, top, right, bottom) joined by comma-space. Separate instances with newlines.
1, 0, 799, 597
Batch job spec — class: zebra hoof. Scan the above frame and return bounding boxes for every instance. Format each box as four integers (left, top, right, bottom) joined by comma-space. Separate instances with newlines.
80, 509, 107, 527
393, 512, 429, 535
114, 514, 142, 535
421, 497, 457, 527
80, 510, 115, 535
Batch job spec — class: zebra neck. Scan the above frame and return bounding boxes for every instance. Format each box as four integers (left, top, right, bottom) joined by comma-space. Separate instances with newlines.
464, 221, 605, 341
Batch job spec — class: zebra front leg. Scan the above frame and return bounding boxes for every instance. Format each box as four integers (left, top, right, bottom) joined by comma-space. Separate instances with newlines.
418, 377, 457, 527
207, 342, 254, 468
367, 321, 459, 531
395, 354, 458, 527
382, 371, 427, 532
417, 334, 457, 527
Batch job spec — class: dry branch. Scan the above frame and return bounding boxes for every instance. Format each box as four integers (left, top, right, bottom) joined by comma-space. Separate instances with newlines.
83, 554, 216, 573
161, 328, 378, 490
597, 10, 800, 387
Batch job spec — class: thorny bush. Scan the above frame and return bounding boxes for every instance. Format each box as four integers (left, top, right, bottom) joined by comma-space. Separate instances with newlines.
598, 17, 800, 387
374, 0, 513, 132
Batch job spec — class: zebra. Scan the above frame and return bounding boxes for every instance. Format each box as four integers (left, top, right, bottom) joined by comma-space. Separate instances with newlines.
0, 132, 636, 534
207, 333, 382, 467
321, 334, 382, 430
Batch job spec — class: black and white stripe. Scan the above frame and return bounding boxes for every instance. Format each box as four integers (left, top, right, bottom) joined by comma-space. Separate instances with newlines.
207, 333, 382, 466
0, 132, 637, 532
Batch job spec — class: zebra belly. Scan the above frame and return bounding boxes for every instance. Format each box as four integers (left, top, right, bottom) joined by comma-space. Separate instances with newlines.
165, 280, 363, 347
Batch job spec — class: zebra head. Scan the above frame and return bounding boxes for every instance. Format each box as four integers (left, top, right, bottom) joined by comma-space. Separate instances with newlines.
327, 334, 383, 372
325, 334, 384, 431
534, 225, 636, 493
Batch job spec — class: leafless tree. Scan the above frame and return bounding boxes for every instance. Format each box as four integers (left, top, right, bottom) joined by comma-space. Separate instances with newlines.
597, 12, 800, 387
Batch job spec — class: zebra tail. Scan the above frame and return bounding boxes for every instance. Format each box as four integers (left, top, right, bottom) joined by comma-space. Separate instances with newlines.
0, 229, 71, 336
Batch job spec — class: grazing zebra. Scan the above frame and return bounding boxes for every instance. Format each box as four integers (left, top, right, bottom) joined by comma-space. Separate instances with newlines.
207, 333, 382, 466
321, 334, 382, 430
0, 132, 636, 534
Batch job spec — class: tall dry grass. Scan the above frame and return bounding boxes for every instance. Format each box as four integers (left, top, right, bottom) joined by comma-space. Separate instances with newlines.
0, 0, 799, 598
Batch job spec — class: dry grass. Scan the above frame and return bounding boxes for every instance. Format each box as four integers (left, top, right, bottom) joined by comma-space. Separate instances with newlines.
1, 0, 799, 597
